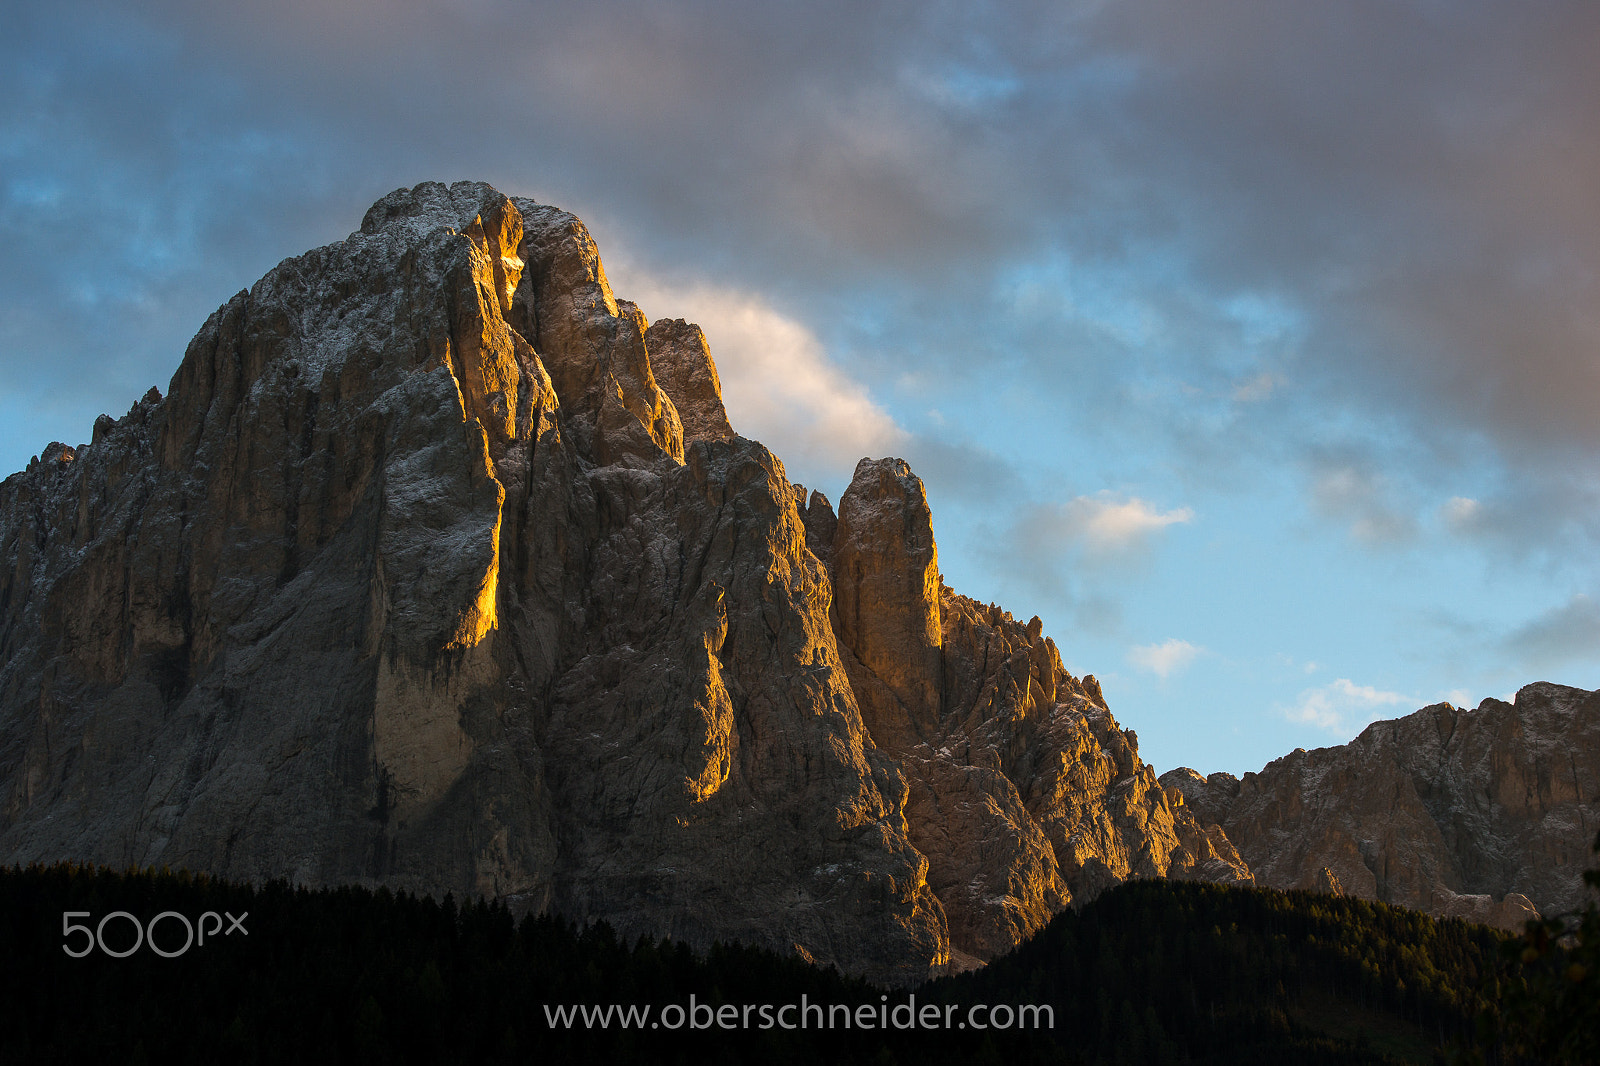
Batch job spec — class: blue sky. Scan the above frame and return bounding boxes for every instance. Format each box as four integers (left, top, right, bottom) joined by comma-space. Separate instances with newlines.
6, 0, 1600, 775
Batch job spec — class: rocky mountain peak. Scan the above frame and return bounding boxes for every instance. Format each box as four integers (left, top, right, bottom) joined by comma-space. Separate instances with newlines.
830, 457, 944, 751
1, 181, 1249, 983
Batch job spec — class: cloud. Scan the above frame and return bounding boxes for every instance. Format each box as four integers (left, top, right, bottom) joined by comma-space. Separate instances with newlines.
1503, 594, 1600, 673
1285, 678, 1415, 734
10, 14, 1600, 399
1232, 371, 1280, 404
1128, 638, 1200, 679
1428, 475, 1600, 561
977, 491, 1191, 624
612, 268, 905, 484
1041, 492, 1194, 556
980, 490, 1192, 610
8, 0, 1600, 559
1309, 461, 1417, 546
1441, 496, 1481, 531
896, 433, 1026, 508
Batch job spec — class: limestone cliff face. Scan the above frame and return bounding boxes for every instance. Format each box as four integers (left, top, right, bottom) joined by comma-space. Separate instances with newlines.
805, 459, 1251, 962
0, 180, 1243, 981
1161, 682, 1600, 932
640, 318, 735, 445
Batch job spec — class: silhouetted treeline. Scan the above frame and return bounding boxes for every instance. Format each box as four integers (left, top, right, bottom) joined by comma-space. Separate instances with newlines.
0, 863, 1514, 1064
1465, 831, 1600, 1065
926, 879, 1503, 1065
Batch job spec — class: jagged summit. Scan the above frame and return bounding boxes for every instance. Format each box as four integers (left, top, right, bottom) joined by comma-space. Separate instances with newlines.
0, 181, 1243, 983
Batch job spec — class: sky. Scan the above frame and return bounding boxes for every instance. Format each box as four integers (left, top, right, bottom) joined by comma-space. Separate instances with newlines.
5, 0, 1600, 776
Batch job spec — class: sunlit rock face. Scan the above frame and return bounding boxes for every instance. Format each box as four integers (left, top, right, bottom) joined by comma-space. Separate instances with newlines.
0, 180, 1244, 983
807, 460, 1252, 962
1161, 682, 1600, 933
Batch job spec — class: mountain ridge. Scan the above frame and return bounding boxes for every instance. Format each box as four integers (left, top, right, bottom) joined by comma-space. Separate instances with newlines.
0, 180, 1243, 983
1163, 680, 1600, 931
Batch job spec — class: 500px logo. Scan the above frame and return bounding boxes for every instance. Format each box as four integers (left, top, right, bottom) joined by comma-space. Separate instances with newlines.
62, 910, 248, 958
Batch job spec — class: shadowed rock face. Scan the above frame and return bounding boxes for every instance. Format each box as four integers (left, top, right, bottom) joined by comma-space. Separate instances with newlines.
1161, 682, 1600, 932
0, 180, 1244, 982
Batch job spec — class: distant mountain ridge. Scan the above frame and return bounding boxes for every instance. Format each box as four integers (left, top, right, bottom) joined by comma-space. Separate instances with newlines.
1163, 682, 1600, 930
0, 181, 1244, 984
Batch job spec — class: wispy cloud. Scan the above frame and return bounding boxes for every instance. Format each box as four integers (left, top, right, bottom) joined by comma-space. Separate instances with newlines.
1129, 638, 1201, 679
1043, 492, 1194, 556
1284, 678, 1414, 733
977, 491, 1193, 631
967, 489, 1192, 637
1309, 462, 1417, 546
1232, 371, 1281, 404
1430, 479, 1600, 561
1440, 496, 1481, 532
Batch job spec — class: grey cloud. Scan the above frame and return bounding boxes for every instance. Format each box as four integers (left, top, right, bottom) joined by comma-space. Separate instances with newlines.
899, 433, 1028, 510
958, 485, 1188, 642
1504, 594, 1600, 672
1437, 474, 1600, 565
863, 437, 1146, 641
7, 0, 1600, 559
1305, 452, 1418, 547
1071, 2, 1600, 457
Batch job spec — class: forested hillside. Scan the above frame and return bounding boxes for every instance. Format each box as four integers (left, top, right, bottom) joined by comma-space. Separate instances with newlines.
2, 864, 1540, 1064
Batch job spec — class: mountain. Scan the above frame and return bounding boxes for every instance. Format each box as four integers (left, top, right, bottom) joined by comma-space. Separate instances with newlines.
0, 180, 1245, 983
1162, 682, 1600, 931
